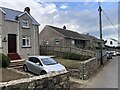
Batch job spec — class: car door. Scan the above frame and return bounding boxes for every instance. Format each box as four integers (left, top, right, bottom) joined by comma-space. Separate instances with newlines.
33, 57, 43, 75
27, 57, 40, 75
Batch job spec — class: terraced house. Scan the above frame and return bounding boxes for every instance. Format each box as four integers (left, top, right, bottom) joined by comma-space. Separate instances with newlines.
0, 7, 40, 60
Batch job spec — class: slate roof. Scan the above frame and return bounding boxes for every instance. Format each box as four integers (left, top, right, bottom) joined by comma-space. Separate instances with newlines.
82, 34, 101, 42
48, 25, 89, 40
0, 7, 40, 25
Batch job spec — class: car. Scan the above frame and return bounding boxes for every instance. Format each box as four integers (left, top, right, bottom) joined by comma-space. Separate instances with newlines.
107, 51, 112, 59
23, 56, 66, 75
116, 51, 120, 56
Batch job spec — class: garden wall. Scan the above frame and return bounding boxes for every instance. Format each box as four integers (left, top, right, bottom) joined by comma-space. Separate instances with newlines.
69, 57, 98, 80
0, 71, 69, 90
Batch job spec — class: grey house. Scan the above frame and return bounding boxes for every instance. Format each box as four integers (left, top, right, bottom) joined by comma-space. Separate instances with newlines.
39, 25, 90, 49
0, 7, 40, 60
83, 34, 106, 49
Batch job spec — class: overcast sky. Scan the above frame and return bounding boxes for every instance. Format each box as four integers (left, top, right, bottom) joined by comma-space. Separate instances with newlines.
0, 0, 119, 46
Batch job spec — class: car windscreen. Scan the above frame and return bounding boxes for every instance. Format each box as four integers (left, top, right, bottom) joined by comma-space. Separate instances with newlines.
41, 58, 58, 65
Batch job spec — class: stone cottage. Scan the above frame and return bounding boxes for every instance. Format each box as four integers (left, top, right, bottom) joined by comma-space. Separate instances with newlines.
0, 7, 40, 60
39, 25, 90, 49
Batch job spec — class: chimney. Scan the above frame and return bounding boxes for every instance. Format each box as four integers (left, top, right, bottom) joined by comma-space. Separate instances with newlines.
24, 7, 30, 14
63, 25, 66, 29
87, 33, 89, 35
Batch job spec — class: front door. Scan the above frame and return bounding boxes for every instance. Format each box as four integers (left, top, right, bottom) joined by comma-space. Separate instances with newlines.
8, 34, 17, 53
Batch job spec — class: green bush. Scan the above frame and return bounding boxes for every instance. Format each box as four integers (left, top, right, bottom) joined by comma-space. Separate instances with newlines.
63, 52, 91, 61
0, 53, 10, 68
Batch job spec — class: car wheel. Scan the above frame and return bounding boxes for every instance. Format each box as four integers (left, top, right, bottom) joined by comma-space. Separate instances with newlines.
41, 71, 47, 75
23, 65, 28, 72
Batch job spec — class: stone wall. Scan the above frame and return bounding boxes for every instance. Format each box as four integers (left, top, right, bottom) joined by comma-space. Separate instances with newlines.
79, 57, 98, 80
69, 57, 98, 80
0, 71, 70, 90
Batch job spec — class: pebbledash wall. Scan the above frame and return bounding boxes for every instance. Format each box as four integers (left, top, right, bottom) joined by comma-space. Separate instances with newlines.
0, 71, 70, 90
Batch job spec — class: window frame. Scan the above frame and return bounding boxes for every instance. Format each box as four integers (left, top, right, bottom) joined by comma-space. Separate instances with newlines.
54, 38, 59, 45
22, 20, 29, 28
22, 36, 31, 47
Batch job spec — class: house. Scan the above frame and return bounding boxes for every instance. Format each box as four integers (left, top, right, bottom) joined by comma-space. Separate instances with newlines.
82, 33, 106, 49
0, 7, 40, 60
39, 25, 90, 49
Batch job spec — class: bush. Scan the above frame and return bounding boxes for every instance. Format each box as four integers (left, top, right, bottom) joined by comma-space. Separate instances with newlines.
63, 52, 91, 61
0, 53, 10, 68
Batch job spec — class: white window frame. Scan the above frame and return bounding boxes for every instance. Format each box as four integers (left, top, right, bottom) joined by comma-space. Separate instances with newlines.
22, 20, 29, 28
22, 36, 30, 47
71, 40, 75, 45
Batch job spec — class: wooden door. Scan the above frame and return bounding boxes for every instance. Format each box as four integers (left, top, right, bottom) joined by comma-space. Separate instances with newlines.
8, 34, 17, 53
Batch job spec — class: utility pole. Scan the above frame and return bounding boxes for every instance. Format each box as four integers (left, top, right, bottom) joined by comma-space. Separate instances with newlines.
98, 5, 103, 65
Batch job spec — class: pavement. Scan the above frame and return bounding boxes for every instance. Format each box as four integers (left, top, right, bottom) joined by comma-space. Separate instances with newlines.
83, 56, 118, 88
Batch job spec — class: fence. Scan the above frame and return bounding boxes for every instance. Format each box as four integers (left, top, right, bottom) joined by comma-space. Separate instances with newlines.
40, 45, 96, 57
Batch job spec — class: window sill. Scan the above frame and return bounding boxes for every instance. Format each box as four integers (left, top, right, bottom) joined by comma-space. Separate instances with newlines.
22, 46, 31, 48
22, 27, 30, 29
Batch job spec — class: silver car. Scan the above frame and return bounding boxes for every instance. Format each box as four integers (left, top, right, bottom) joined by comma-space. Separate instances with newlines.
23, 56, 66, 75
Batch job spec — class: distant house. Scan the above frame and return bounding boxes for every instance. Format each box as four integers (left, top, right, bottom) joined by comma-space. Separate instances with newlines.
0, 7, 40, 60
83, 34, 106, 49
39, 25, 90, 49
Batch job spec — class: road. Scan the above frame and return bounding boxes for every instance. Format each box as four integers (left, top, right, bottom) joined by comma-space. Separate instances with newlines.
84, 56, 119, 88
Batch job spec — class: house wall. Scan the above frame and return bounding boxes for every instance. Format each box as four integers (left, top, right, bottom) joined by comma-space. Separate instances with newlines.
1, 13, 39, 58
64, 38, 75, 47
18, 14, 39, 58
40, 26, 65, 47
2, 20, 18, 55
0, 9, 4, 53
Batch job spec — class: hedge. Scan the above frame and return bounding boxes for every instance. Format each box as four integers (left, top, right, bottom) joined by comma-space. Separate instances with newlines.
0, 53, 10, 68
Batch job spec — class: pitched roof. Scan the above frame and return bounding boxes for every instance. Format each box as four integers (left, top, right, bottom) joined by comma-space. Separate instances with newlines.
82, 34, 101, 42
48, 25, 89, 40
0, 7, 40, 25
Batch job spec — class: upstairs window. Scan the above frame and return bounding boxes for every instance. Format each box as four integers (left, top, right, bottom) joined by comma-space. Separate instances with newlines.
22, 36, 30, 47
22, 20, 29, 28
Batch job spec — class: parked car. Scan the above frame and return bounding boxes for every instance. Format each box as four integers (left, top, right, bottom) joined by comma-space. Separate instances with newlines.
23, 56, 66, 75
107, 51, 112, 59
116, 51, 120, 56
110, 51, 117, 56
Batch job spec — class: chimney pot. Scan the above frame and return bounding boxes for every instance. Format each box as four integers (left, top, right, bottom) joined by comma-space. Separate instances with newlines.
63, 25, 66, 29
24, 7, 30, 14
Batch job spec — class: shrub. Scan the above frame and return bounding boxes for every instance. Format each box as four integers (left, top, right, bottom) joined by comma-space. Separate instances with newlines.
0, 53, 10, 68
63, 52, 91, 61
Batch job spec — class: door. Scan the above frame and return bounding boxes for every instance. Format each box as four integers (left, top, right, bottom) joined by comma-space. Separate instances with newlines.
8, 34, 17, 53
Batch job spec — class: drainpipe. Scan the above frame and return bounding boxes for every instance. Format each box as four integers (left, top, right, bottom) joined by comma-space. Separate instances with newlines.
34, 25, 35, 55
17, 21, 20, 54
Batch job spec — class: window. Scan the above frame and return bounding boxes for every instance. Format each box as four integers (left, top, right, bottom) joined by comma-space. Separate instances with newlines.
71, 40, 75, 45
55, 39, 59, 45
45, 40, 49, 45
22, 36, 30, 47
22, 20, 29, 28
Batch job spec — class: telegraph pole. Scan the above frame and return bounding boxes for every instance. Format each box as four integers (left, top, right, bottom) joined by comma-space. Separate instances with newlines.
98, 5, 103, 65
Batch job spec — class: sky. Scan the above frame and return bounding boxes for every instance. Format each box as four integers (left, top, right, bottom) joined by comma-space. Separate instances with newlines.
0, 0, 119, 46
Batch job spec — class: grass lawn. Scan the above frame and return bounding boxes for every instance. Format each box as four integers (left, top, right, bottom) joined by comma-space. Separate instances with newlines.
54, 58, 80, 69
0, 68, 30, 82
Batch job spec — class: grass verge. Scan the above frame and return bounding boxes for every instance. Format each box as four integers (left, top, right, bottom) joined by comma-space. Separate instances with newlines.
0, 68, 30, 82
54, 58, 80, 69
